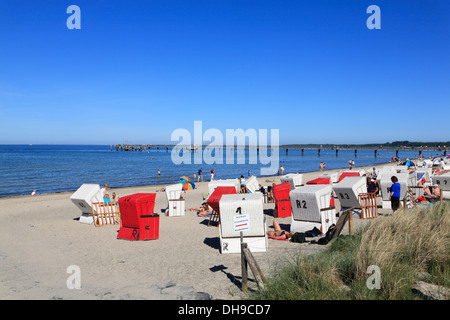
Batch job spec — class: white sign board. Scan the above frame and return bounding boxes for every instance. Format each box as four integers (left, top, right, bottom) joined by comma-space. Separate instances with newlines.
233, 214, 250, 232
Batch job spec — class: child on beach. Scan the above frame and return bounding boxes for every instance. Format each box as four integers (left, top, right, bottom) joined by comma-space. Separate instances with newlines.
389, 176, 401, 211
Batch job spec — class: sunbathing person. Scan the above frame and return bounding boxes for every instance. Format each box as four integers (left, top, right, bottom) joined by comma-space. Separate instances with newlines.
424, 186, 441, 199
267, 220, 292, 240
188, 203, 213, 217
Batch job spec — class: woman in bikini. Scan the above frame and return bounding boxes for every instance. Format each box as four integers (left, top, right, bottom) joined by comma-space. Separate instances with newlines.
267, 220, 292, 240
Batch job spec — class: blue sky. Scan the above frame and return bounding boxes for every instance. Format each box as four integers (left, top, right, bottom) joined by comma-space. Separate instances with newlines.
0, 0, 449, 145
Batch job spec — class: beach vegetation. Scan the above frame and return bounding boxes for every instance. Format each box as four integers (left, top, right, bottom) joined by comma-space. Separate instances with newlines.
250, 202, 450, 300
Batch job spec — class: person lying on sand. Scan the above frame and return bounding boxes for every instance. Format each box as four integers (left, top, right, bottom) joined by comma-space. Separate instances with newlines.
188, 203, 213, 217
267, 220, 292, 240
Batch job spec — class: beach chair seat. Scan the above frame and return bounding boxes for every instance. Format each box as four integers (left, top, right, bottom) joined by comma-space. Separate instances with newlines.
117, 193, 159, 241
70, 184, 104, 224
245, 176, 259, 193
272, 182, 292, 218
92, 201, 120, 226
280, 173, 303, 190
333, 176, 367, 209
165, 183, 185, 216
218, 193, 267, 254
290, 185, 336, 233
206, 186, 237, 226
358, 193, 378, 219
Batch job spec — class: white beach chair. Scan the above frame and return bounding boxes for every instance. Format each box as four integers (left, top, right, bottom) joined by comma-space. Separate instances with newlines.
431, 172, 450, 191
165, 183, 185, 216
332, 176, 367, 209
289, 185, 336, 233
280, 173, 303, 190
245, 176, 259, 193
423, 159, 433, 168
218, 193, 267, 254
379, 172, 411, 209
70, 184, 104, 224
415, 168, 432, 182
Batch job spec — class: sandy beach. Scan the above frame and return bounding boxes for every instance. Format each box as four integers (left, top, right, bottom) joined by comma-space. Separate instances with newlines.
0, 163, 392, 300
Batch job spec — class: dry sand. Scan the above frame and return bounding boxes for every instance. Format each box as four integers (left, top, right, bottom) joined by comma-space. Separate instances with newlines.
0, 163, 393, 300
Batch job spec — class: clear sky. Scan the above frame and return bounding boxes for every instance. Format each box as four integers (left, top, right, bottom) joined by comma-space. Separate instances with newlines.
0, 0, 449, 145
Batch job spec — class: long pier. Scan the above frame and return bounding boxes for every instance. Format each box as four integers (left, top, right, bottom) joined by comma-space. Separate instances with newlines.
112, 144, 448, 157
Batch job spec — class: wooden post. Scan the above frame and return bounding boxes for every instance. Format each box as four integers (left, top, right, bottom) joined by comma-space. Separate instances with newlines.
242, 247, 266, 290
241, 242, 266, 292
403, 198, 407, 211
241, 243, 248, 292
348, 209, 353, 235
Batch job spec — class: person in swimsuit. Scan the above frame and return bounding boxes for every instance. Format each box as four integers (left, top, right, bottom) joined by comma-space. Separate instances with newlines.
267, 220, 292, 240
188, 203, 212, 217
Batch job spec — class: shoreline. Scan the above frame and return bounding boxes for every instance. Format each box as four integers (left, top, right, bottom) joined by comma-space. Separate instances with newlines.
0, 161, 393, 200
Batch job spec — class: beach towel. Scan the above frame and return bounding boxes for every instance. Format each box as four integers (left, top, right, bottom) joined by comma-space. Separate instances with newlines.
268, 236, 289, 241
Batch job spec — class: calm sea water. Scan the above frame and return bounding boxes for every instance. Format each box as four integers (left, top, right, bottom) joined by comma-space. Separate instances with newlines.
0, 145, 439, 198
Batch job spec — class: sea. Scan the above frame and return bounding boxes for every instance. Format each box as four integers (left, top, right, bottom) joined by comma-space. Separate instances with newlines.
0, 144, 440, 198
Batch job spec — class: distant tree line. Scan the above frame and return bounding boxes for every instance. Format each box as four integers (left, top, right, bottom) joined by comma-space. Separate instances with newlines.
282, 141, 449, 148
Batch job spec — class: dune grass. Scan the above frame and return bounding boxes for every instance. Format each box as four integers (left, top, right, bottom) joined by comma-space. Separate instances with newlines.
250, 202, 450, 300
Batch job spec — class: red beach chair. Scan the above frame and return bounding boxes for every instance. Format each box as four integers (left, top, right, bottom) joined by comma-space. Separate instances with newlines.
272, 182, 292, 218
338, 171, 360, 182
207, 186, 237, 226
117, 193, 159, 241
306, 178, 331, 185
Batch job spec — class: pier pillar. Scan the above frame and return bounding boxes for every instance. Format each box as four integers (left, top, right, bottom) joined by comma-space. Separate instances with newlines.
354, 149, 357, 157
286, 149, 288, 155
301, 149, 304, 156
374, 150, 377, 158
318, 149, 321, 156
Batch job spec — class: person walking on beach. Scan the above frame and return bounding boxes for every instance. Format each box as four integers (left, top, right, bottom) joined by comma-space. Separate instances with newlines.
280, 166, 284, 175
157, 169, 161, 176
389, 176, 401, 212
198, 168, 203, 182
210, 168, 215, 181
